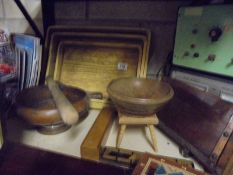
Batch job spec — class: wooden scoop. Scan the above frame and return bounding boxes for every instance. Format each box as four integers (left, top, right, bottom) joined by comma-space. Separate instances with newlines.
46, 77, 79, 125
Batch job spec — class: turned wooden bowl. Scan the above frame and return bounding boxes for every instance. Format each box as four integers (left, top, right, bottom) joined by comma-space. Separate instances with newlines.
107, 77, 174, 116
16, 84, 89, 126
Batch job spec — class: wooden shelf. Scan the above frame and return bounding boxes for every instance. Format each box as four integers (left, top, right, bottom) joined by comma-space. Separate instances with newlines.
0, 140, 131, 175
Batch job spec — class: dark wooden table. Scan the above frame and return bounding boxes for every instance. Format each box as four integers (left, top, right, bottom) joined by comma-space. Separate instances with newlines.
0, 141, 131, 175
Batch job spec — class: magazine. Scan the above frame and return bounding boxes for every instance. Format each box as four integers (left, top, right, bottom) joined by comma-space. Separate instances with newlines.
13, 34, 41, 90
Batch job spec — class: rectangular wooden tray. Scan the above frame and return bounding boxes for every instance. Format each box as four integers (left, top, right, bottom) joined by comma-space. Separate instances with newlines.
54, 40, 142, 109
45, 26, 151, 76
46, 32, 147, 78
45, 26, 151, 49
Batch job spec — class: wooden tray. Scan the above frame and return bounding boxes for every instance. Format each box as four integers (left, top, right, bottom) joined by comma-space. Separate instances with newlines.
45, 26, 151, 49
46, 32, 148, 79
54, 40, 142, 109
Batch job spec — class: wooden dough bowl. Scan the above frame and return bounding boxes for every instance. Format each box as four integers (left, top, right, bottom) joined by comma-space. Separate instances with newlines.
107, 77, 174, 116
16, 84, 89, 126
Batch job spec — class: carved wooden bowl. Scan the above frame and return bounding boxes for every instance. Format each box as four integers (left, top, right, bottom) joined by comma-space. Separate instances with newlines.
16, 84, 89, 126
107, 77, 174, 116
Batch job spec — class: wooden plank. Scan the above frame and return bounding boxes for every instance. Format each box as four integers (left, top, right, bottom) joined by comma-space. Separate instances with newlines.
218, 134, 233, 171
81, 107, 117, 161
223, 155, 233, 175
119, 115, 158, 125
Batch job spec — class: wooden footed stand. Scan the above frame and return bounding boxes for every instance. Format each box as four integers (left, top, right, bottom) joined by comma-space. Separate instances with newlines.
117, 112, 159, 152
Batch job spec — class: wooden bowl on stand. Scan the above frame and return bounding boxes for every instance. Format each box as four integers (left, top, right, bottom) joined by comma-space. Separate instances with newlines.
107, 77, 174, 151
107, 77, 174, 116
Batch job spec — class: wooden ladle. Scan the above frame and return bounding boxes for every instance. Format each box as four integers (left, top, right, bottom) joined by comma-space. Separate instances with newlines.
46, 77, 79, 125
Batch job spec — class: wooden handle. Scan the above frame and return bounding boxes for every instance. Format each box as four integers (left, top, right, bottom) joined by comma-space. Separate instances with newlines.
46, 77, 79, 125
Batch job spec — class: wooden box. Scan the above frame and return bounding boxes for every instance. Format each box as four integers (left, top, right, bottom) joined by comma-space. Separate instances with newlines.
157, 78, 233, 175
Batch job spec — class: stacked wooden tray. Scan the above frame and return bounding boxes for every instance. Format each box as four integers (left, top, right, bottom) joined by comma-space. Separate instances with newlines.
44, 26, 151, 109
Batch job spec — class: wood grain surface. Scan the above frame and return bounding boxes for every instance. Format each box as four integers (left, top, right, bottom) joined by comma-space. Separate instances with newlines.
46, 32, 147, 79
54, 41, 142, 98
107, 77, 174, 115
81, 107, 117, 161
41, 26, 151, 83
157, 78, 233, 174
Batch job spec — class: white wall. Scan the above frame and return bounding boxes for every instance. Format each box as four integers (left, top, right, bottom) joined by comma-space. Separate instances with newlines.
0, 0, 43, 35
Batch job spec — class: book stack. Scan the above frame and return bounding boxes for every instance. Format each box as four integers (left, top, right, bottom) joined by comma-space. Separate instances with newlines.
13, 34, 42, 90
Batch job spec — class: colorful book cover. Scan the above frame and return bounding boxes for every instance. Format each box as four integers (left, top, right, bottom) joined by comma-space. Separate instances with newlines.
13, 34, 41, 89
132, 153, 209, 175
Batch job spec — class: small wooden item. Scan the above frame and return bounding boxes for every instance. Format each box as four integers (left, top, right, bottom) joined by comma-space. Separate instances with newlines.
81, 107, 117, 161
46, 77, 79, 125
117, 112, 159, 151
